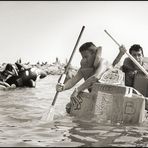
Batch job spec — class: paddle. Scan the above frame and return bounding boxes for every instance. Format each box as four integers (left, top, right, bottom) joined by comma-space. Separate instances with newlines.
104, 29, 148, 78
41, 26, 85, 121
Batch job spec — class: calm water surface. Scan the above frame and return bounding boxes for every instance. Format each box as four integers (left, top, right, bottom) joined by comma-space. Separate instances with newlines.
0, 75, 148, 147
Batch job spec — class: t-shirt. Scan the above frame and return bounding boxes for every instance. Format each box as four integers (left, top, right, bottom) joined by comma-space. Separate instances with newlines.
122, 57, 148, 87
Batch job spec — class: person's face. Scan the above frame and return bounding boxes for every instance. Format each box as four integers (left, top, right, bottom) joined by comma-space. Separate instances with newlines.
131, 50, 143, 65
80, 49, 96, 68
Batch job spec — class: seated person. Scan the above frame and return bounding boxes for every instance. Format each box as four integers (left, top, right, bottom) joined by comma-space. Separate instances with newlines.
1, 63, 18, 79
113, 44, 148, 88
113, 44, 148, 110
14, 62, 37, 87
0, 63, 17, 88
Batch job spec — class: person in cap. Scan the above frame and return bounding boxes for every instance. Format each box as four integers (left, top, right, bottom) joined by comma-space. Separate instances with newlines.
56, 42, 109, 113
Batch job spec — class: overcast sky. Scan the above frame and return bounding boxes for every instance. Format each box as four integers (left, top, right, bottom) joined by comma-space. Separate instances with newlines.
0, 1, 148, 67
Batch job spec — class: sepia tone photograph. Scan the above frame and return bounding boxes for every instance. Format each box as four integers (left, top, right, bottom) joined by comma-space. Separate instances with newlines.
0, 1, 148, 147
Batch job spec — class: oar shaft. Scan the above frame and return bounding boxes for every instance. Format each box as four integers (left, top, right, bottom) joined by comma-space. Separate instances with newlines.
104, 30, 120, 47
51, 91, 59, 106
51, 26, 85, 106
65, 26, 85, 74
125, 51, 148, 78
104, 30, 148, 78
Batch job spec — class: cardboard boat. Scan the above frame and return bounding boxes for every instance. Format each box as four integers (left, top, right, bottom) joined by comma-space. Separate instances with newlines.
69, 68, 146, 124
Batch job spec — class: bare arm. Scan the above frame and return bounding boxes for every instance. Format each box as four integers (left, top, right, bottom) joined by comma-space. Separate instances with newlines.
0, 81, 10, 87
112, 45, 126, 67
63, 69, 83, 90
12, 65, 18, 76
94, 58, 109, 79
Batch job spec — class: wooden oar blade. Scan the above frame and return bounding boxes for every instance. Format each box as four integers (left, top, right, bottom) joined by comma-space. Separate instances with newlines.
41, 105, 55, 121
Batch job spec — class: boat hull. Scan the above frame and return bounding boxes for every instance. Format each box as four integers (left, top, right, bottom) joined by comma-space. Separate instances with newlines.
70, 92, 96, 118
69, 83, 145, 124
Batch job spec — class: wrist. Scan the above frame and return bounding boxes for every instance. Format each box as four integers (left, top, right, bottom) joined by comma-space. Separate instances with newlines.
119, 50, 125, 55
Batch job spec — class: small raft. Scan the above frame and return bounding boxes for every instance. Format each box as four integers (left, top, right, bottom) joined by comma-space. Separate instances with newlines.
0, 81, 16, 90
5, 68, 37, 87
0, 83, 7, 90
69, 68, 146, 124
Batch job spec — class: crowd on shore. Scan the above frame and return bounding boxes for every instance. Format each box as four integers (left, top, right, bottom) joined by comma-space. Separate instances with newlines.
0, 58, 78, 76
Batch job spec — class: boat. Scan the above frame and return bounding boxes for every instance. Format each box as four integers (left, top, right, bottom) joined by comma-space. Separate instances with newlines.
0, 81, 16, 90
5, 67, 37, 88
0, 82, 9, 90
69, 68, 146, 124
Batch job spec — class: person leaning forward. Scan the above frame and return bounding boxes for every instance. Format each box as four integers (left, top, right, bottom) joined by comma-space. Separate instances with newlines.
56, 42, 110, 113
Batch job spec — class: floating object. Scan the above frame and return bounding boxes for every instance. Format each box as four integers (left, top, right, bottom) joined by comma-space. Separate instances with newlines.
69, 68, 146, 124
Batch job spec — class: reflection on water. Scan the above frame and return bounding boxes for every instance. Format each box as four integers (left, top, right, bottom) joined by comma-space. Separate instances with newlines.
0, 75, 148, 147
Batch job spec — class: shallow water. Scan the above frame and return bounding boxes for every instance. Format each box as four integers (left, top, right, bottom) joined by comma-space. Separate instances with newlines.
0, 75, 148, 147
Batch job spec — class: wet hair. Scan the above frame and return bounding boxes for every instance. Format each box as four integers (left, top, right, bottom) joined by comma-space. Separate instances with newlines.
79, 42, 96, 53
129, 44, 144, 56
